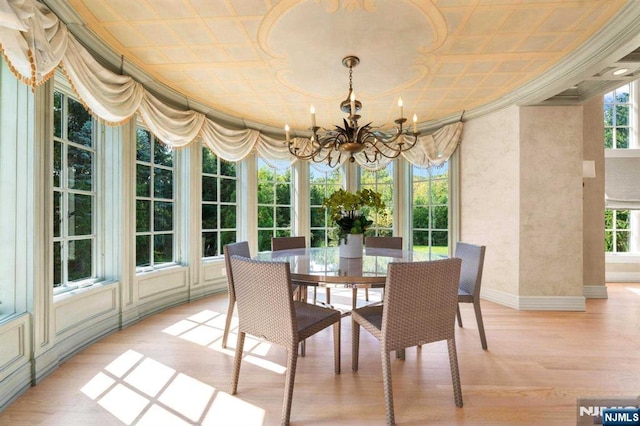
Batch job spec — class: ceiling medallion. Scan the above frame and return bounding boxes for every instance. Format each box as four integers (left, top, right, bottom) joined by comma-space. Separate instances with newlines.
285, 56, 420, 167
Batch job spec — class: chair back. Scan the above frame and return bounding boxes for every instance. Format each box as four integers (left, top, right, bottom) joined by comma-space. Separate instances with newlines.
381, 258, 461, 351
455, 242, 486, 298
364, 236, 402, 249
272, 236, 306, 252
223, 241, 251, 299
230, 256, 297, 348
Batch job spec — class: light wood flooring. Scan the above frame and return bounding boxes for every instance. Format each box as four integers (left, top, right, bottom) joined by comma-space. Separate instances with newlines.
1, 283, 639, 425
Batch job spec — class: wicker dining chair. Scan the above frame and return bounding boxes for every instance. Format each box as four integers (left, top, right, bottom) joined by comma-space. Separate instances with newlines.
455, 242, 488, 350
363, 236, 403, 303
272, 236, 330, 305
222, 241, 251, 349
229, 256, 341, 426
351, 258, 463, 425
364, 236, 403, 250
272, 236, 306, 252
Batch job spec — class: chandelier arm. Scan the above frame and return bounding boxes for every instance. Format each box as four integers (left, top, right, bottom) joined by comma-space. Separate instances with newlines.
372, 135, 420, 160
362, 148, 378, 163
288, 135, 335, 160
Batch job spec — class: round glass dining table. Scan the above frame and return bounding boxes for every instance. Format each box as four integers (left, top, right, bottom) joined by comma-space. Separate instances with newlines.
254, 246, 437, 289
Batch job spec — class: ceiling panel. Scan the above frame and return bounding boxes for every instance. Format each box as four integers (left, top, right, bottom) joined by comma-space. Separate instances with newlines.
64, 0, 630, 131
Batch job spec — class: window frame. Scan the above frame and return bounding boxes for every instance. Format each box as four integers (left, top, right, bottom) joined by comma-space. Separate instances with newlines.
256, 157, 293, 252
359, 162, 395, 237
410, 163, 450, 258
201, 147, 238, 259
135, 125, 177, 271
309, 166, 345, 247
604, 81, 640, 257
51, 82, 102, 295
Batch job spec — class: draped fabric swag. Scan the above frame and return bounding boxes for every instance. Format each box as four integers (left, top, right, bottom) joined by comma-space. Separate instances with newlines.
0, 0, 462, 167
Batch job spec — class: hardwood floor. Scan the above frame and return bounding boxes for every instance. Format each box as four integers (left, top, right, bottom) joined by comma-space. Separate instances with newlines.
1, 283, 639, 425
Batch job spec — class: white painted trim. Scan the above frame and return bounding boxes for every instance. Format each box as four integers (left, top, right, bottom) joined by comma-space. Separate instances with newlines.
0, 314, 31, 382
606, 254, 640, 263
481, 287, 586, 311
518, 296, 586, 311
480, 287, 520, 310
583, 285, 609, 299
605, 271, 640, 282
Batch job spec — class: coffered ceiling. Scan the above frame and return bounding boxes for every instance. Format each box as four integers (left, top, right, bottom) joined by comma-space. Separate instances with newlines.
48, 0, 640, 134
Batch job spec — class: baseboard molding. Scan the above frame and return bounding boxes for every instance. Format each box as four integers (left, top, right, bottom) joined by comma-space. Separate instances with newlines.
583, 285, 608, 299
605, 272, 640, 282
0, 362, 31, 413
480, 287, 519, 310
481, 287, 586, 311
54, 314, 121, 364
518, 296, 585, 311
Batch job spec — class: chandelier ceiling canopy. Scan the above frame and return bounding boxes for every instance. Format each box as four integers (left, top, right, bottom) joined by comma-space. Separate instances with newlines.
285, 56, 419, 167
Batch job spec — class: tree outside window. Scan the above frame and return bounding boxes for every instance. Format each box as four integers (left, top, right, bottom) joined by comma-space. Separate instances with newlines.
135, 127, 175, 268
202, 148, 237, 257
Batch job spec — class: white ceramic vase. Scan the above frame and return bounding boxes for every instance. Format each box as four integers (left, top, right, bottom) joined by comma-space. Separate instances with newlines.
339, 233, 363, 258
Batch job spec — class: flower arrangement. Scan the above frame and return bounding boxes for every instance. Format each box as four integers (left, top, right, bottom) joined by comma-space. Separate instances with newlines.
322, 188, 386, 244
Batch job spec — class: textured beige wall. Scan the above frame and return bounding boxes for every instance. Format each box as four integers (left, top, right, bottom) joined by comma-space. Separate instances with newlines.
519, 106, 584, 297
460, 106, 520, 295
582, 96, 606, 288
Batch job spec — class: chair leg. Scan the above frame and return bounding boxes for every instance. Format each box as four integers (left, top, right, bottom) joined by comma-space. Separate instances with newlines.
396, 348, 405, 360
230, 331, 245, 395
456, 303, 463, 328
381, 350, 396, 425
352, 320, 360, 372
281, 348, 298, 425
473, 300, 488, 350
352, 288, 358, 310
312, 286, 317, 305
326, 288, 331, 305
299, 340, 306, 357
222, 295, 235, 348
365, 288, 369, 301
446, 338, 463, 408
333, 322, 341, 374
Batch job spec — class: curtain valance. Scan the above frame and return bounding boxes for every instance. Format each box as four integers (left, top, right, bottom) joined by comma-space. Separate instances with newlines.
0, 0, 462, 167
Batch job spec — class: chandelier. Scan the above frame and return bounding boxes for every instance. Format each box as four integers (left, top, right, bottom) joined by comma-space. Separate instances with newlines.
285, 56, 420, 167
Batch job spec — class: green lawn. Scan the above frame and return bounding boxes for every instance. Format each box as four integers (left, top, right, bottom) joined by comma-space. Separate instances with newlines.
413, 245, 449, 255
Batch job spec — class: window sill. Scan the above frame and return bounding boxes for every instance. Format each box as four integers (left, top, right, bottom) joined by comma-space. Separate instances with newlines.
53, 279, 119, 302
606, 253, 640, 263
135, 262, 181, 275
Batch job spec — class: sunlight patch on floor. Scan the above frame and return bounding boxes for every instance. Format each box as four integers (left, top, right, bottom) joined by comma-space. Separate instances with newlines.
626, 287, 640, 296
203, 392, 265, 425
161, 309, 287, 376
81, 350, 265, 425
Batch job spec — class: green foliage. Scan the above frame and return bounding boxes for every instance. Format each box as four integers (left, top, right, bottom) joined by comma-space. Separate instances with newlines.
322, 188, 385, 243
605, 210, 630, 252
604, 85, 630, 149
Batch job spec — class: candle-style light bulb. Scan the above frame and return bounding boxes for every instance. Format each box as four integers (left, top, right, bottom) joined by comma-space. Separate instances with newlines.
398, 97, 404, 119
310, 105, 316, 128
285, 124, 290, 143
412, 113, 418, 133
350, 92, 356, 116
